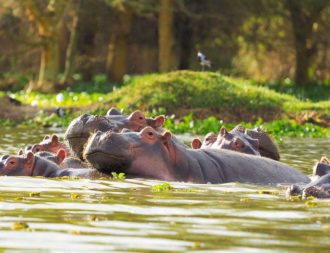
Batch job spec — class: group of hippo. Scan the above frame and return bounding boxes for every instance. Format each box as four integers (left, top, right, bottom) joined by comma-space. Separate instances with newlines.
1, 108, 329, 199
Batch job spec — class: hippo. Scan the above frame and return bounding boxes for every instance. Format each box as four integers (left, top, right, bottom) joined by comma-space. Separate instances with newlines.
84, 127, 309, 185
34, 150, 88, 169
191, 125, 280, 160
191, 127, 260, 156
287, 156, 330, 199
65, 109, 165, 159
31, 134, 70, 156
313, 156, 330, 177
287, 173, 330, 199
243, 126, 280, 160
0, 152, 102, 178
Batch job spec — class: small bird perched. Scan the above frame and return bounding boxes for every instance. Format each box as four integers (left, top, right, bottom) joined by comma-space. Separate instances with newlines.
56, 107, 66, 118
197, 51, 211, 71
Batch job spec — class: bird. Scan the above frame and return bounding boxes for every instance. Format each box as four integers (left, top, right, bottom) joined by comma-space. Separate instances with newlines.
197, 51, 211, 71
56, 107, 66, 118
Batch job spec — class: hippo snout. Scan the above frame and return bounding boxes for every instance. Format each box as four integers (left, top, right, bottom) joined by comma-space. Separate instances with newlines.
286, 184, 303, 197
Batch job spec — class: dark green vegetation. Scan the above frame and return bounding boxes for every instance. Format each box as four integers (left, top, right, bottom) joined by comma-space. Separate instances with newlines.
1, 71, 329, 138
0, 1, 329, 92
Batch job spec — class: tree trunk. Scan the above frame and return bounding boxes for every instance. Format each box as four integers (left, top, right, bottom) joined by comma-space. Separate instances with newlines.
106, 6, 133, 83
23, 0, 66, 91
37, 38, 60, 90
158, 0, 175, 72
286, 0, 328, 85
62, 1, 81, 84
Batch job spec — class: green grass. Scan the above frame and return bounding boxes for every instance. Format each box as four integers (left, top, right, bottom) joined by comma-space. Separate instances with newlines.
1, 70, 330, 137
11, 90, 107, 108
107, 71, 296, 114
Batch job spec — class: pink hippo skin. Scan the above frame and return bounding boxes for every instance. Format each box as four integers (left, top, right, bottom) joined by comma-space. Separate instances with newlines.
0, 151, 104, 178
84, 126, 309, 185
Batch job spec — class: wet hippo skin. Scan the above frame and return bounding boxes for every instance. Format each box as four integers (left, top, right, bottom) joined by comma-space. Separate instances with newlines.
84, 127, 310, 185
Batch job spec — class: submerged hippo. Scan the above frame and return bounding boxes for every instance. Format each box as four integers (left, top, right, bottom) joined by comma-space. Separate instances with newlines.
0, 152, 102, 178
31, 134, 70, 156
65, 109, 165, 159
191, 127, 260, 156
287, 157, 330, 199
313, 156, 330, 177
287, 173, 330, 199
191, 125, 280, 160
34, 150, 88, 169
84, 127, 309, 185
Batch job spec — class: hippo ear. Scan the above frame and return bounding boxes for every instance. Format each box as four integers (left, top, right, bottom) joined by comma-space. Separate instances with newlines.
43, 135, 50, 140
51, 134, 59, 144
220, 127, 228, 137
107, 107, 122, 116
25, 145, 32, 151
153, 115, 165, 128
56, 149, 66, 165
18, 149, 24, 156
191, 138, 202, 149
31, 144, 41, 153
26, 152, 35, 172
320, 156, 330, 164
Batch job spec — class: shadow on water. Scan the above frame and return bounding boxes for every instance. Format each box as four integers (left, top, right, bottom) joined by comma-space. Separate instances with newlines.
0, 127, 330, 252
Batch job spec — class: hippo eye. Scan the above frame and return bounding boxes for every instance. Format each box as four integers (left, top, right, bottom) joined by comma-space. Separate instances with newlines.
139, 116, 143, 120
148, 132, 153, 136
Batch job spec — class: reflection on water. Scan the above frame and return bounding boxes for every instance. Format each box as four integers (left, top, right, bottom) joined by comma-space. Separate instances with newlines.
0, 127, 330, 252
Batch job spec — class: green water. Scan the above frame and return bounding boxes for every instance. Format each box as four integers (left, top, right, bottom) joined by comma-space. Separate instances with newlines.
0, 127, 330, 252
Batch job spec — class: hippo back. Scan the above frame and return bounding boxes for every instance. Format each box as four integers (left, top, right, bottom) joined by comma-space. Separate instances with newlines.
195, 149, 309, 185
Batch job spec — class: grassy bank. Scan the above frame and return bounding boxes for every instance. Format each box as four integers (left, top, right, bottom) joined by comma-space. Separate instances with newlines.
1, 71, 330, 138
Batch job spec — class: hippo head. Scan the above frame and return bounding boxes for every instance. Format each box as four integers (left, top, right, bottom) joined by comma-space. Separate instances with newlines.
31, 134, 68, 156
34, 149, 66, 166
65, 111, 165, 159
214, 127, 260, 156
191, 132, 217, 149
245, 127, 280, 161
84, 127, 176, 180
313, 156, 330, 177
0, 152, 36, 176
201, 132, 217, 148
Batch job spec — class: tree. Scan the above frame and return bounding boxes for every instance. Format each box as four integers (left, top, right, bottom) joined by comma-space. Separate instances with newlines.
105, 4, 134, 83
158, 0, 176, 72
23, 0, 67, 91
61, 0, 81, 84
285, 0, 329, 85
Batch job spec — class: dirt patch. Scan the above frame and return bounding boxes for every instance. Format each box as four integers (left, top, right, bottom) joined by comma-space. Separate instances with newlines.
292, 111, 330, 127
0, 96, 39, 121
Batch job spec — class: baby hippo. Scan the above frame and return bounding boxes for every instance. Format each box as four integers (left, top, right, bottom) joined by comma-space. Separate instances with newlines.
191, 127, 260, 156
31, 134, 70, 156
0, 151, 102, 178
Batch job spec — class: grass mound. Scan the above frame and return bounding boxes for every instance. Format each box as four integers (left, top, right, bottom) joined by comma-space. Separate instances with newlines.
107, 70, 297, 121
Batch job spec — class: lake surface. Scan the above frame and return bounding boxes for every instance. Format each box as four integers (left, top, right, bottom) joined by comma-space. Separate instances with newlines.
0, 127, 330, 252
